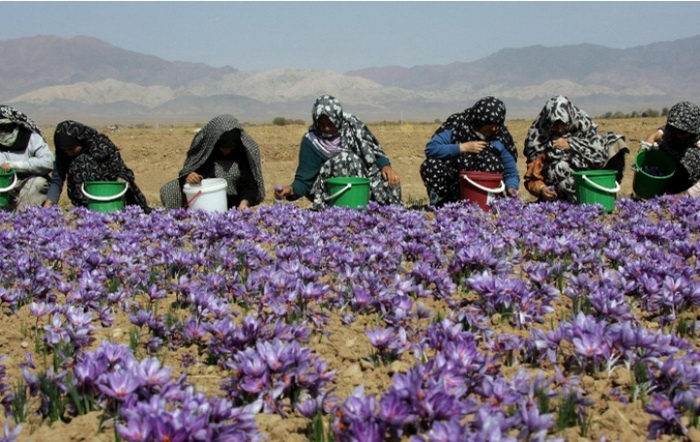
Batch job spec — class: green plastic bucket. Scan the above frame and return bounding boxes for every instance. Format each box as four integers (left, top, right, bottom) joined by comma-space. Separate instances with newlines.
632, 150, 676, 199
572, 169, 620, 213
0, 169, 17, 209
324, 177, 370, 209
81, 181, 128, 213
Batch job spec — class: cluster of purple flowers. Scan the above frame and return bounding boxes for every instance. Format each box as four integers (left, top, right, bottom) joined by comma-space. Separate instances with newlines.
0, 195, 698, 440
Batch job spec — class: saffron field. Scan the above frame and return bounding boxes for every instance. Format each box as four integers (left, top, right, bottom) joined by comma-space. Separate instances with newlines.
0, 118, 698, 441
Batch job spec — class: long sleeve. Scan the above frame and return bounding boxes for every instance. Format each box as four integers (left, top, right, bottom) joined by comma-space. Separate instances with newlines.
425, 130, 461, 159
524, 153, 548, 198
1, 133, 54, 176
45, 153, 72, 204
236, 158, 259, 205
375, 154, 391, 170
289, 137, 328, 200
492, 140, 519, 190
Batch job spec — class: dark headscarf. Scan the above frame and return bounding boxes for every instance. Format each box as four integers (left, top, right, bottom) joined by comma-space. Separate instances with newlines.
180, 115, 265, 205
306, 95, 390, 169
662, 101, 700, 150
434, 96, 517, 160
53, 120, 150, 210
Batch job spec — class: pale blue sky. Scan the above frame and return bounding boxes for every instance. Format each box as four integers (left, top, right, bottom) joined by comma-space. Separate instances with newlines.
3, 2, 700, 72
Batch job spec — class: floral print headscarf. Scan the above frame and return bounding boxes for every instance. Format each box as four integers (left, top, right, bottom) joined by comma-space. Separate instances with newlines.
434, 96, 517, 160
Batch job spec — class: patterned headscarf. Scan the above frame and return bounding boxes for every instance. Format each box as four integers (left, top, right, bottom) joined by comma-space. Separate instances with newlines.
0, 105, 44, 151
661, 101, 700, 153
666, 101, 700, 135
434, 96, 517, 160
306, 95, 389, 169
524, 95, 606, 166
0, 105, 42, 135
53, 120, 150, 210
180, 115, 265, 205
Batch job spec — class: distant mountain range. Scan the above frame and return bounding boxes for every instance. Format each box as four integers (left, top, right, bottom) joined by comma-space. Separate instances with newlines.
2, 34, 699, 125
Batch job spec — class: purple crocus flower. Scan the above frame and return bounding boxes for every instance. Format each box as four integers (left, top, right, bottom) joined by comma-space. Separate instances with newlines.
645, 394, 686, 438
136, 357, 172, 387
129, 309, 154, 328
418, 419, 465, 442
98, 369, 140, 401
475, 376, 521, 415
116, 418, 151, 441
28, 301, 54, 319
43, 314, 70, 345
516, 398, 554, 440
366, 326, 394, 351
0, 422, 22, 442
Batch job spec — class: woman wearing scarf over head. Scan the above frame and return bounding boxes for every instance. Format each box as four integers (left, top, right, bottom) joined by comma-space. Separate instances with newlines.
0, 105, 54, 211
523, 95, 629, 203
419, 96, 519, 207
641, 101, 700, 197
42, 120, 150, 212
274, 95, 402, 209
160, 115, 265, 210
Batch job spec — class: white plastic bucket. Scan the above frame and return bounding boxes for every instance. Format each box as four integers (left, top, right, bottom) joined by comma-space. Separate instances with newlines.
183, 178, 228, 213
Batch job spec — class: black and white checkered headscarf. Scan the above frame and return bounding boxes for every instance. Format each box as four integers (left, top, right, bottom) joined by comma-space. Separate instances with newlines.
308, 95, 389, 169
0, 105, 45, 151
0, 105, 42, 135
524, 95, 606, 166
434, 96, 517, 160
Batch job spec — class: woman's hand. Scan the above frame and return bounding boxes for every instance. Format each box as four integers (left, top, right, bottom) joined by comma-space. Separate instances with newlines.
1, 163, 12, 173
643, 129, 664, 145
237, 200, 249, 211
42, 200, 54, 208
185, 172, 203, 184
506, 188, 519, 198
275, 185, 293, 200
540, 185, 558, 201
552, 138, 570, 150
458, 141, 487, 154
381, 166, 400, 188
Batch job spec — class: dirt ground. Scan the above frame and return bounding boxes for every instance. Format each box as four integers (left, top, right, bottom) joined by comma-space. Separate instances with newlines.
41, 116, 666, 209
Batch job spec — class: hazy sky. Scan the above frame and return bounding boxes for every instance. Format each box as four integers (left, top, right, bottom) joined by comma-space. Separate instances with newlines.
3, 2, 700, 72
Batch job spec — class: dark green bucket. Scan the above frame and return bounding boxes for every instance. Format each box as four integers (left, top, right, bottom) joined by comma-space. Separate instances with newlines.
324, 177, 370, 209
0, 169, 17, 209
82, 181, 128, 213
632, 150, 676, 199
572, 169, 619, 213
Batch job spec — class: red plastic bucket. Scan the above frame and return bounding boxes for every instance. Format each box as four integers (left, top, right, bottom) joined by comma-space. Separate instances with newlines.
459, 171, 505, 211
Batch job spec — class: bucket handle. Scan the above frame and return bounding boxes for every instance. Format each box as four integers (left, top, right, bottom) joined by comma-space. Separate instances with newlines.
0, 173, 18, 193
581, 175, 620, 194
461, 174, 505, 194
324, 183, 352, 201
184, 190, 203, 208
81, 183, 129, 201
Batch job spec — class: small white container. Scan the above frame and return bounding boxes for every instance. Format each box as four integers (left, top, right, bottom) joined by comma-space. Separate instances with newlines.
183, 178, 228, 213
